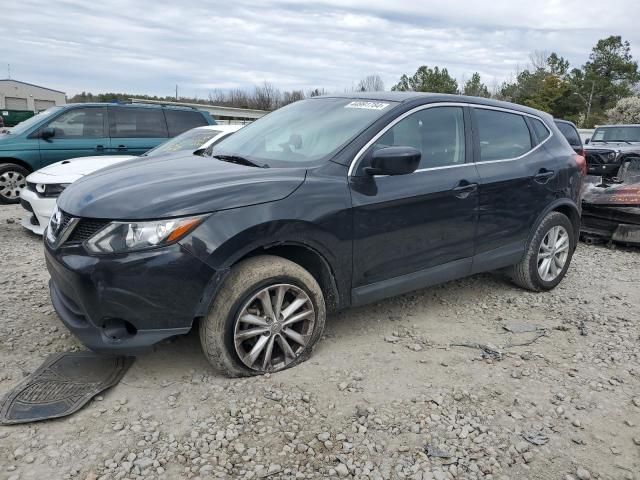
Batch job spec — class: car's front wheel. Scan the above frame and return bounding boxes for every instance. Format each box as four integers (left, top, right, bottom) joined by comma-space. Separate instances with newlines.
510, 211, 575, 291
200, 255, 326, 377
0, 163, 29, 204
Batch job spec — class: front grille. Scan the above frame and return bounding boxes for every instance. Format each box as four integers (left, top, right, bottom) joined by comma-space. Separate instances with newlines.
59, 210, 73, 232
67, 219, 110, 244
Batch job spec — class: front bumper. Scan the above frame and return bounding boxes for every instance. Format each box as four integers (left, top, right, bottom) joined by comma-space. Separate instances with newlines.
19, 188, 56, 235
45, 241, 218, 354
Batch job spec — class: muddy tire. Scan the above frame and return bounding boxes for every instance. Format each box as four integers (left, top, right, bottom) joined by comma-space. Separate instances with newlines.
509, 211, 575, 292
200, 255, 326, 377
0, 163, 29, 204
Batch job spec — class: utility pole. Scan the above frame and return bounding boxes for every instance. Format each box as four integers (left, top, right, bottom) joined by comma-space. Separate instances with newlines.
175, 84, 178, 101
586, 80, 595, 125
7, 64, 10, 79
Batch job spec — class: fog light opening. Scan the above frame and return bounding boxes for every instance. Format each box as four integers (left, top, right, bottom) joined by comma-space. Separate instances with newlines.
102, 319, 137, 342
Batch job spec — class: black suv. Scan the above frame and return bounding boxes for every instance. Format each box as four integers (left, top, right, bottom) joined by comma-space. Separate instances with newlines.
585, 124, 640, 178
45, 93, 583, 376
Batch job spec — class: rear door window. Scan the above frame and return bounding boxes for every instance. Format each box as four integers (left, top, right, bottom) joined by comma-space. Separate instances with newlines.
555, 122, 581, 146
164, 110, 208, 137
531, 118, 551, 143
475, 109, 532, 161
109, 107, 168, 138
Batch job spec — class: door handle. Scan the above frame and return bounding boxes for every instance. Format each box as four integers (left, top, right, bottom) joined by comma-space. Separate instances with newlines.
95, 145, 105, 152
452, 181, 478, 199
116, 145, 128, 152
534, 169, 555, 183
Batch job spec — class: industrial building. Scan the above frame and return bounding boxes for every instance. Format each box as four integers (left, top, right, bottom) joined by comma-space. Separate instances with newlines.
0, 79, 66, 112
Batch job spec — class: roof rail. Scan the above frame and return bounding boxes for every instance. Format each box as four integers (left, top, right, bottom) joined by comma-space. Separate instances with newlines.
128, 99, 200, 110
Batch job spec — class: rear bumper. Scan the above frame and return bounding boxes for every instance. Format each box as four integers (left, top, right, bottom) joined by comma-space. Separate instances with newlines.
45, 241, 218, 354
581, 204, 640, 245
19, 188, 55, 236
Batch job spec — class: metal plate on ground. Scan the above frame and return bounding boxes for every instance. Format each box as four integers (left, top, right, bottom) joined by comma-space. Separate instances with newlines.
0, 352, 133, 425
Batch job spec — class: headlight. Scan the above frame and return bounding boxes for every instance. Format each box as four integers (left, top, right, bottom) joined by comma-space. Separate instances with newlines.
36, 183, 70, 197
85, 216, 205, 254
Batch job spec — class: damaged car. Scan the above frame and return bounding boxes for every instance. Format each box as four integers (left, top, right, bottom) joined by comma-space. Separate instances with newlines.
584, 124, 640, 177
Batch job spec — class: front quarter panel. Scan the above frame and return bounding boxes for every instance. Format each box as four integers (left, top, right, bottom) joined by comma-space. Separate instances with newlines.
179, 161, 353, 308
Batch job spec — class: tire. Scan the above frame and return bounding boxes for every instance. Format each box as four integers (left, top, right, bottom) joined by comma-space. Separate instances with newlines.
509, 211, 575, 292
200, 255, 326, 377
0, 163, 29, 204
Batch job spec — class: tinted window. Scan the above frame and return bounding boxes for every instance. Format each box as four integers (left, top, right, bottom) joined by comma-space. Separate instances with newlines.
46, 107, 106, 138
374, 107, 465, 169
555, 122, 581, 145
110, 107, 168, 138
165, 110, 208, 137
532, 118, 551, 143
475, 109, 532, 161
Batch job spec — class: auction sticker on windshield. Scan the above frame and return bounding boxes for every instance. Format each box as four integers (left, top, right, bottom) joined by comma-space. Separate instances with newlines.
344, 101, 389, 110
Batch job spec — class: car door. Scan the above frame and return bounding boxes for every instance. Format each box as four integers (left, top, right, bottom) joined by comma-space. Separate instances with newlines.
108, 106, 169, 156
349, 105, 479, 304
37, 106, 108, 167
471, 107, 559, 272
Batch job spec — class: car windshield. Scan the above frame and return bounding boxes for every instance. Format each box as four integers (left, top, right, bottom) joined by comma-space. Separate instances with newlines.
591, 126, 640, 143
210, 98, 398, 166
7, 106, 64, 135
143, 128, 223, 157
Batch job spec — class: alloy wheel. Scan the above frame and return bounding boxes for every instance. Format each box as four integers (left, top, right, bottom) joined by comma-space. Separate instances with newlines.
0, 170, 26, 200
537, 225, 570, 282
234, 283, 315, 372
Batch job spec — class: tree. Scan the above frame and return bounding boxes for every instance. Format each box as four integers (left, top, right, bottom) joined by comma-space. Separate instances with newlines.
308, 88, 326, 97
357, 74, 385, 92
606, 96, 640, 123
391, 66, 458, 94
580, 36, 640, 125
463, 73, 490, 97
498, 52, 582, 121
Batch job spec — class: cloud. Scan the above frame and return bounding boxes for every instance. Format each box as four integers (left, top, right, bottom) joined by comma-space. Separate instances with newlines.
1, 0, 639, 97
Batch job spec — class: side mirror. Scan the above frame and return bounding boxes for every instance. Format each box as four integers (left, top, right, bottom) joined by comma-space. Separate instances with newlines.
364, 146, 421, 176
585, 138, 590, 144
41, 127, 55, 140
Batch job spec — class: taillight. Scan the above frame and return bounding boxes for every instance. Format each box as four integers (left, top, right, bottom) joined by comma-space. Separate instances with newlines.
575, 153, 587, 176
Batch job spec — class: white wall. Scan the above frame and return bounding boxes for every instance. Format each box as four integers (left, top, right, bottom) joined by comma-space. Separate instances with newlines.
0, 80, 66, 111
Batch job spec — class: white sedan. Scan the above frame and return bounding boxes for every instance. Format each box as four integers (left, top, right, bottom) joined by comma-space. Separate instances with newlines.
20, 124, 242, 235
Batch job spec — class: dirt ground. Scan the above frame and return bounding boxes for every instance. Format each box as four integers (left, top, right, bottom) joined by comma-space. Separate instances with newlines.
0, 203, 638, 480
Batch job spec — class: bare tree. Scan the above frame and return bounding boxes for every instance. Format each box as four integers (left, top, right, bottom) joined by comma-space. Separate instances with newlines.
308, 88, 327, 97
252, 82, 281, 110
357, 74, 385, 92
280, 90, 305, 107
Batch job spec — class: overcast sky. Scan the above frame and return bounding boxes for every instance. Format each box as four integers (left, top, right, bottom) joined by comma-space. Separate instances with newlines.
2, 0, 639, 98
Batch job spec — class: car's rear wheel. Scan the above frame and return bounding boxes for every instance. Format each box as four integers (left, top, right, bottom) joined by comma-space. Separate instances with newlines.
200, 255, 326, 377
0, 163, 29, 204
509, 211, 575, 291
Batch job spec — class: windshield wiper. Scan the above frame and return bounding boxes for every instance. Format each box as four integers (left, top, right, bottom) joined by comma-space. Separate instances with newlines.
213, 154, 268, 168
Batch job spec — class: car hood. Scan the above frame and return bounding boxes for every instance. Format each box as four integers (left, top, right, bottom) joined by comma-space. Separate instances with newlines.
586, 143, 640, 152
57, 152, 307, 220
28, 155, 137, 183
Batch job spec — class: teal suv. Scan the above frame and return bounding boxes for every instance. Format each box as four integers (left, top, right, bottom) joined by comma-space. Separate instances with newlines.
0, 103, 215, 203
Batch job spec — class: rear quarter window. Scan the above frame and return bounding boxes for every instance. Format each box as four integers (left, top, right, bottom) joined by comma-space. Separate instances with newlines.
165, 110, 208, 137
475, 109, 532, 161
531, 118, 551, 143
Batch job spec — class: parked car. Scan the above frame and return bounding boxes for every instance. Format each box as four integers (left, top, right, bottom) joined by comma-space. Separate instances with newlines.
0, 102, 216, 203
554, 119, 587, 175
20, 125, 242, 235
45, 93, 583, 376
584, 124, 640, 178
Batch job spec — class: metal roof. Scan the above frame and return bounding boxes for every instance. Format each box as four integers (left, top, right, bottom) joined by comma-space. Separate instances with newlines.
0, 79, 66, 94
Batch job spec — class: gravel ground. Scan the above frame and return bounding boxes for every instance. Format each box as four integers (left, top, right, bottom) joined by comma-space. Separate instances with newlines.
0, 203, 639, 480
